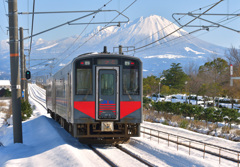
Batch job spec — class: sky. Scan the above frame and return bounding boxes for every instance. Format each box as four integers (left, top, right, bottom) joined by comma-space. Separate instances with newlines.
0, 0, 240, 48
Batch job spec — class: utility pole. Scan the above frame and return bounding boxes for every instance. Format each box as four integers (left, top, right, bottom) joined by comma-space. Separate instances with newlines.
19, 27, 26, 101
8, 0, 23, 143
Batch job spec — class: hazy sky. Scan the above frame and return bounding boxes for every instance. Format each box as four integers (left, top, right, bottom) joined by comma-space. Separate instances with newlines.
0, 0, 240, 48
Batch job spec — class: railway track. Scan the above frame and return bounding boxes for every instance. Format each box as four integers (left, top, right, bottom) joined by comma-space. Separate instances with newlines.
88, 144, 156, 167
29, 84, 47, 110
88, 144, 118, 167
115, 144, 155, 167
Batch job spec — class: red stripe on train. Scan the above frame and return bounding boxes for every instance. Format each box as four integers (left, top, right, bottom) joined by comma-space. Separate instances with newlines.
120, 101, 141, 119
74, 101, 95, 119
74, 101, 141, 119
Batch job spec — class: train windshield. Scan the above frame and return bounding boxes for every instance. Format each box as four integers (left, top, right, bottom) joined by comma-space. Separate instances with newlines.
123, 69, 139, 95
76, 69, 92, 95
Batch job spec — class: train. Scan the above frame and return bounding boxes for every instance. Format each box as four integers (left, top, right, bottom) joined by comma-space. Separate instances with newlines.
46, 47, 142, 144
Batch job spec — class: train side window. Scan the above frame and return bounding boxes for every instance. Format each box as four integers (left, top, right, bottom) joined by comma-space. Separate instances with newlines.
76, 69, 92, 95
123, 69, 139, 95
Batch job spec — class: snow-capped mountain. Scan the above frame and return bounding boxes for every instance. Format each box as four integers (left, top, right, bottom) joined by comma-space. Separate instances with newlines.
0, 15, 226, 79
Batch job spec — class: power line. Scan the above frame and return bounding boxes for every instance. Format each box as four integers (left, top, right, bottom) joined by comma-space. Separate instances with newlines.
131, 28, 204, 55
126, 0, 224, 53
51, 0, 113, 68
2, 0, 8, 23
133, 1, 221, 46
134, 9, 240, 56
53, 0, 137, 69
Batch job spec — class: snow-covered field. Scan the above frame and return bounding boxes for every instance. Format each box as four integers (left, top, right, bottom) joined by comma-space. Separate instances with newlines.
0, 84, 239, 167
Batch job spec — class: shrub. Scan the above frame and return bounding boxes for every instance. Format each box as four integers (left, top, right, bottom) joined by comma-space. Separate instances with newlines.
179, 119, 189, 129
192, 120, 206, 129
235, 130, 240, 136
171, 115, 182, 123
222, 126, 231, 133
162, 120, 169, 125
21, 100, 33, 121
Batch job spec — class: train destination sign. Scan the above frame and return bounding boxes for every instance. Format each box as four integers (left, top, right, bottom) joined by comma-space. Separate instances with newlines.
97, 59, 118, 65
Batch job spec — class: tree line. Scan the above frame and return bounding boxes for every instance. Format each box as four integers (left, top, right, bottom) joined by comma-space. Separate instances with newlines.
143, 47, 240, 101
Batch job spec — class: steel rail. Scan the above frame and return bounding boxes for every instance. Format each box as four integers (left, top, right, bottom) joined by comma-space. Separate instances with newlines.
88, 144, 118, 167
115, 144, 156, 167
29, 85, 46, 110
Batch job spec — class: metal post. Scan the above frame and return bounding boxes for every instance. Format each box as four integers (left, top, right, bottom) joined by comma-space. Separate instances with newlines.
119, 45, 122, 54
168, 134, 169, 146
8, 0, 22, 143
24, 54, 28, 101
19, 27, 25, 100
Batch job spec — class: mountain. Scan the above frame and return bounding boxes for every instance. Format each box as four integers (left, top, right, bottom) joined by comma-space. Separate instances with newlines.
0, 15, 226, 79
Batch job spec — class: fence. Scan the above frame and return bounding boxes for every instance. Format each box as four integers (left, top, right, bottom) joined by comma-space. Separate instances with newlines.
141, 126, 240, 166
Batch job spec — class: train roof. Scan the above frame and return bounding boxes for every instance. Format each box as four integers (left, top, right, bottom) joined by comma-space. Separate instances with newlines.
72, 52, 142, 63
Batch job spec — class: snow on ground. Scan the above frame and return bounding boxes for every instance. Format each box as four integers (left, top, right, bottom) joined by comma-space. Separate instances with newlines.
122, 137, 237, 167
0, 84, 239, 167
0, 112, 6, 127
0, 84, 109, 167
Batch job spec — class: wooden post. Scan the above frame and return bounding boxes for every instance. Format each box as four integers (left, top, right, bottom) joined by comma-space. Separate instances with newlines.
177, 136, 179, 151
189, 141, 191, 155
168, 134, 169, 147
219, 148, 221, 164
203, 144, 206, 159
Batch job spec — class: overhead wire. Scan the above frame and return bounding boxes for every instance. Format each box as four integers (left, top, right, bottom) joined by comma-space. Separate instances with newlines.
180, 8, 240, 48
131, 28, 204, 55
0, 0, 8, 35
2, 0, 8, 23
133, 1, 221, 46
126, 0, 224, 53
133, 8, 240, 56
29, 0, 114, 75
51, 0, 113, 68
53, 0, 137, 69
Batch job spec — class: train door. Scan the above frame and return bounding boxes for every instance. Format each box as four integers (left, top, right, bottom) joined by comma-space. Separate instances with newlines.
52, 79, 56, 112
67, 73, 71, 121
96, 67, 119, 120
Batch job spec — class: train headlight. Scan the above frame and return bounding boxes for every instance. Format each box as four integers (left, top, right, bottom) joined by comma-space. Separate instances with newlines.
125, 61, 135, 66
80, 60, 90, 65
124, 61, 131, 66
85, 61, 90, 65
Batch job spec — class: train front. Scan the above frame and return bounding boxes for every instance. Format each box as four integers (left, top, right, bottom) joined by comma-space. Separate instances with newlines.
72, 52, 142, 143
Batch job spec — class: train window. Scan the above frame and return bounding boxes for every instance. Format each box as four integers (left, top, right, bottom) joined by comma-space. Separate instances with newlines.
76, 69, 92, 95
123, 69, 139, 95
101, 74, 114, 95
